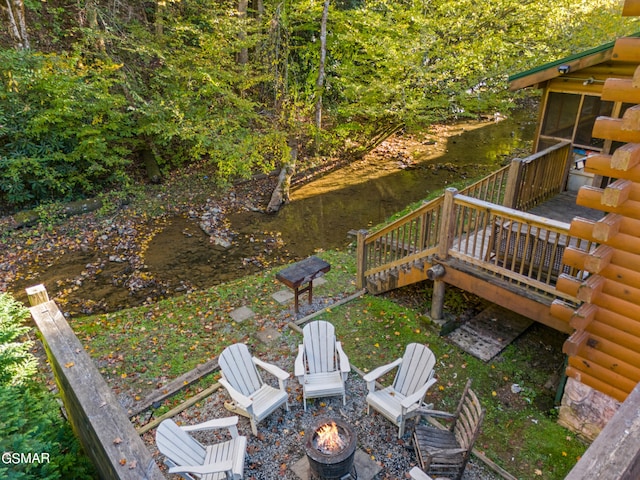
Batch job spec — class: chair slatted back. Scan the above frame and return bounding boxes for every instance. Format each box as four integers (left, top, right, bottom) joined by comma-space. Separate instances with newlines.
156, 419, 206, 470
394, 343, 436, 397
219, 343, 263, 397
302, 320, 337, 375
452, 380, 485, 451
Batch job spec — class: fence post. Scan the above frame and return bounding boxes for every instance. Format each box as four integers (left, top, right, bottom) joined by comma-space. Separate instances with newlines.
356, 229, 368, 290
431, 188, 457, 322
503, 158, 523, 208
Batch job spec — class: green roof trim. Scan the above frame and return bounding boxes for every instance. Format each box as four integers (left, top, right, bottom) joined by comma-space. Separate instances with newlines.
508, 32, 640, 85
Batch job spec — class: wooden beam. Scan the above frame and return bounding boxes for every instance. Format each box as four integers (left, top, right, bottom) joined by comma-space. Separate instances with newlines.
602, 179, 633, 206
601, 78, 640, 103
577, 275, 605, 303
634, 64, 640, 88
571, 216, 640, 255
556, 272, 640, 322
623, 105, 640, 131
611, 37, 640, 61
29, 301, 164, 480
571, 303, 599, 330
586, 153, 640, 182
568, 355, 637, 395
591, 304, 640, 338
565, 382, 640, 480
576, 344, 640, 386
612, 143, 640, 170
593, 213, 622, 242
583, 325, 640, 363
577, 186, 640, 220
585, 245, 615, 273
564, 330, 589, 356
622, 0, 640, 16
438, 265, 573, 333
593, 117, 640, 143
565, 365, 630, 402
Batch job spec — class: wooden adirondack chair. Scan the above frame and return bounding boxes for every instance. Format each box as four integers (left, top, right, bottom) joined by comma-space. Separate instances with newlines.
363, 343, 437, 438
412, 379, 485, 480
218, 343, 289, 436
155, 416, 247, 480
294, 320, 351, 411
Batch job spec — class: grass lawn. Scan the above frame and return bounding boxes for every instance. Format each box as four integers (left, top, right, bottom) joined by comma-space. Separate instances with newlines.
73, 248, 587, 479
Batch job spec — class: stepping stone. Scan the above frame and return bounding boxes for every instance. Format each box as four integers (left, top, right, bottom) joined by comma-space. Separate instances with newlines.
229, 306, 255, 323
312, 277, 327, 287
255, 327, 281, 345
447, 304, 533, 362
272, 289, 295, 304
291, 449, 382, 480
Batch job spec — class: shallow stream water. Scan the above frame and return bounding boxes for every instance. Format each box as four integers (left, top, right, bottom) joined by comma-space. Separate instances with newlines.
11, 111, 536, 313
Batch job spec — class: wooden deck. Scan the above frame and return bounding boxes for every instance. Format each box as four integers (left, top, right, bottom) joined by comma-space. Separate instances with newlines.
528, 191, 604, 223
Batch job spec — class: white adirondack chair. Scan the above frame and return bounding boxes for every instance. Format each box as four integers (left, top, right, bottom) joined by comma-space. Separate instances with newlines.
218, 343, 289, 436
155, 416, 246, 480
363, 343, 437, 438
294, 320, 350, 411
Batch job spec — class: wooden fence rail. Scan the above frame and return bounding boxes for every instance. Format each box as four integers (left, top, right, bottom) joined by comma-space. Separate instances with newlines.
26, 286, 164, 480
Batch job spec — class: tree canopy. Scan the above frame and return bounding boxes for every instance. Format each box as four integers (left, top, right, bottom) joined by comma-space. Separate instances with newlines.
0, 0, 637, 210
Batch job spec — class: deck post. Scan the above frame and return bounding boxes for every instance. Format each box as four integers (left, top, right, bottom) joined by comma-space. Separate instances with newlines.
431, 188, 458, 321
503, 157, 523, 208
356, 229, 368, 290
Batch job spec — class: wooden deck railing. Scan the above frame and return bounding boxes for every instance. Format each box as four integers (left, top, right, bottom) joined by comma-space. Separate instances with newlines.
445, 192, 594, 300
504, 140, 572, 210
356, 140, 575, 293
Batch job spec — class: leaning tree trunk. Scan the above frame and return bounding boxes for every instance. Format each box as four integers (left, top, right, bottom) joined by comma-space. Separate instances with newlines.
314, 0, 329, 130
4, 0, 30, 49
266, 139, 297, 214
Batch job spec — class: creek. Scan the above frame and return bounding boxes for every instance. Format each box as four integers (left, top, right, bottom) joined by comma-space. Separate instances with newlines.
10, 110, 536, 314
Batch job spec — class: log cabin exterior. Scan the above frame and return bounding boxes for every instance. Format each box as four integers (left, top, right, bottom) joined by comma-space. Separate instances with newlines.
355, 3, 640, 449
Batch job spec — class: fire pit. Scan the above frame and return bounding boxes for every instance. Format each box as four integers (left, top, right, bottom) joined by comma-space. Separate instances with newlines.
305, 417, 357, 479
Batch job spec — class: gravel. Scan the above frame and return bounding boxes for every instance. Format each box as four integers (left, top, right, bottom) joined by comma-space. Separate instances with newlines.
143, 364, 501, 480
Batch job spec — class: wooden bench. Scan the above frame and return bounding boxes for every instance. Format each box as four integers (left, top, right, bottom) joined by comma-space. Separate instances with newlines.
276, 256, 330, 312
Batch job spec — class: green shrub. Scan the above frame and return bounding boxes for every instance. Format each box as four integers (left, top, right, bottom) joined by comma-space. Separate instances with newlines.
0, 293, 97, 479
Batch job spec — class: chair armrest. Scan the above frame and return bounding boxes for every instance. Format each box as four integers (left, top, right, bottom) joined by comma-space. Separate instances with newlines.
294, 344, 305, 378
180, 416, 239, 433
253, 357, 290, 381
401, 377, 437, 410
219, 377, 253, 411
414, 408, 456, 420
362, 358, 402, 383
169, 460, 234, 475
409, 466, 433, 480
336, 341, 351, 374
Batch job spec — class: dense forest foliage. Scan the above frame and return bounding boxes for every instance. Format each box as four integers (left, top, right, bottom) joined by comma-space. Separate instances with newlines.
0, 0, 637, 210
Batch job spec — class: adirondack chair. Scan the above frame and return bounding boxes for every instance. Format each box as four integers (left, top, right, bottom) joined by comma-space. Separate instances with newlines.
218, 343, 290, 436
294, 320, 351, 411
363, 343, 437, 438
412, 379, 485, 480
155, 416, 247, 480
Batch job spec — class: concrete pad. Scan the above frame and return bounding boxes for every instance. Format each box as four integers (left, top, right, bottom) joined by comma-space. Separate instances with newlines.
255, 327, 282, 345
272, 289, 295, 304
229, 306, 255, 323
291, 449, 382, 480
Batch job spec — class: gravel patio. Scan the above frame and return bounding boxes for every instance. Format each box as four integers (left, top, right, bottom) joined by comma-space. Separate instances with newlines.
141, 357, 501, 480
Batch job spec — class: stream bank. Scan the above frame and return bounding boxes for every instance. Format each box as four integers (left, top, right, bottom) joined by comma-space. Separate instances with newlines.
2, 110, 536, 315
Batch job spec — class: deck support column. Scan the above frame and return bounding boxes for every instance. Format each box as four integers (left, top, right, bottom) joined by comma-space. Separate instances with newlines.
430, 188, 458, 322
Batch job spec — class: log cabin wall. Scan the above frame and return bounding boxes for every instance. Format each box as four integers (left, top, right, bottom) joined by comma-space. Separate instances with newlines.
549, 25, 640, 442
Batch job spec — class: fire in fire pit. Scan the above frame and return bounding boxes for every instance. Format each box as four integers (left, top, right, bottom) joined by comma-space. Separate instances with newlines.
305, 418, 357, 479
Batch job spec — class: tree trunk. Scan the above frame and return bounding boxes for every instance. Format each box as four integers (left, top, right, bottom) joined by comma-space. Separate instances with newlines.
237, 0, 249, 65
155, 0, 165, 38
4, 0, 30, 49
314, 0, 330, 130
266, 139, 297, 214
